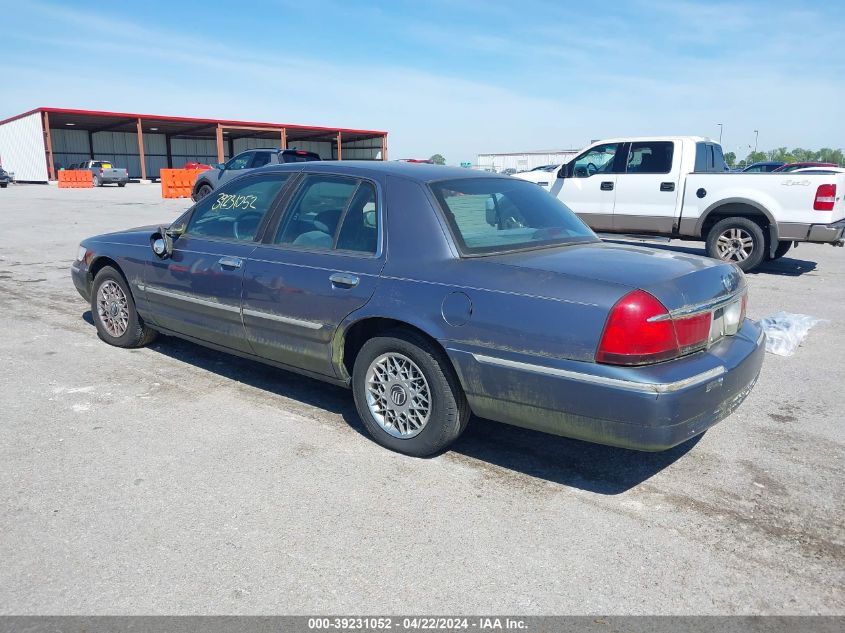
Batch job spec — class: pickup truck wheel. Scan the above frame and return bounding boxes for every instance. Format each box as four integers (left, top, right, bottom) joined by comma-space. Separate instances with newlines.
352, 330, 470, 457
91, 266, 157, 348
769, 240, 792, 260
705, 217, 766, 272
195, 183, 213, 201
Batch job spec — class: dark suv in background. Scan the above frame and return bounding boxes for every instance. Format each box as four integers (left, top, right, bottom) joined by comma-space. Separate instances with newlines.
192, 148, 321, 201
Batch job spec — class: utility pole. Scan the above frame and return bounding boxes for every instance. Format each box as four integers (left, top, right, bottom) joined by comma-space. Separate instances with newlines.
717, 123, 723, 144
754, 130, 759, 154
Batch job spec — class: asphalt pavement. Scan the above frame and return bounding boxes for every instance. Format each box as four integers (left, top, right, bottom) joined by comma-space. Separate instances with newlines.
0, 183, 842, 614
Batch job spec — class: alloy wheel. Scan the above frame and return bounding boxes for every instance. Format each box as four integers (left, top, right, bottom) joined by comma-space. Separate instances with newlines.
96, 280, 129, 337
365, 352, 431, 438
716, 227, 755, 262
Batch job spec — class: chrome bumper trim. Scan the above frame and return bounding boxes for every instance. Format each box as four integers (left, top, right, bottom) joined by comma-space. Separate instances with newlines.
468, 352, 726, 395
137, 284, 241, 314
242, 307, 323, 330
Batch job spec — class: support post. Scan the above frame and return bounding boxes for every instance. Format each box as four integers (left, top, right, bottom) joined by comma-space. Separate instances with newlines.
336, 131, 342, 161
381, 135, 388, 161
43, 111, 55, 180
280, 128, 287, 150
165, 134, 173, 168
87, 130, 95, 160
136, 118, 147, 181
216, 125, 225, 164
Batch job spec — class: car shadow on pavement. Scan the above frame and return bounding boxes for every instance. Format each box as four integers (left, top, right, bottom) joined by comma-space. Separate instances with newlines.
82, 312, 700, 495
602, 239, 818, 277
450, 417, 701, 495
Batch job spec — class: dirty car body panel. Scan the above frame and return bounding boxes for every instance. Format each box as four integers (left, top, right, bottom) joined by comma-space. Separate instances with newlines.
72, 162, 764, 452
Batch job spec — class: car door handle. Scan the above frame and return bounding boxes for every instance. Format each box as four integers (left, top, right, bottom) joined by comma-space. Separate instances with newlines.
660, 182, 676, 192
600, 181, 614, 191
218, 256, 242, 269
329, 273, 360, 288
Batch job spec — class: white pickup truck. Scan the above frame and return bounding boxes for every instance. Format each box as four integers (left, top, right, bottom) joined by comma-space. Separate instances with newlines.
542, 136, 845, 270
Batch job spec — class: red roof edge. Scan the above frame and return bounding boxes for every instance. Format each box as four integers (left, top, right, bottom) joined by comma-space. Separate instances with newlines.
0, 107, 387, 136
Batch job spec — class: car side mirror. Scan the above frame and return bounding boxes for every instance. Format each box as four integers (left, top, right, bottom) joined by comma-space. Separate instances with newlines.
150, 226, 176, 259
557, 165, 567, 179
213, 163, 225, 171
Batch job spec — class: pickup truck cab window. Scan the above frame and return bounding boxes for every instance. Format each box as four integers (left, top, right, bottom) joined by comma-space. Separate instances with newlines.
694, 142, 728, 173
185, 173, 291, 242
625, 141, 674, 174
572, 143, 620, 178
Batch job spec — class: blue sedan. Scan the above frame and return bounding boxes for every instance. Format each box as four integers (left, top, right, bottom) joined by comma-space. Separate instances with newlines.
71, 162, 764, 456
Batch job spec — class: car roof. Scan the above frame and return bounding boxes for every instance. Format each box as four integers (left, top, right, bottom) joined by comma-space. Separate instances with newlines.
253, 160, 505, 183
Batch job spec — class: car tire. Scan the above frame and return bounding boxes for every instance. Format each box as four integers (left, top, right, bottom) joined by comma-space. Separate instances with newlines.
92, 175, 101, 187
352, 329, 470, 457
118, 182, 126, 187
769, 240, 792, 260
195, 183, 213, 201
705, 217, 767, 272
0, 183, 6, 188
91, 266, 157, 348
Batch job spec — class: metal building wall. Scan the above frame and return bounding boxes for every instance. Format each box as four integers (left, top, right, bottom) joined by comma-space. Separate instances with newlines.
171, 137, 223, 169
476, 150, 579, 173
337, 138, 382, 160
0, 112, 48, 182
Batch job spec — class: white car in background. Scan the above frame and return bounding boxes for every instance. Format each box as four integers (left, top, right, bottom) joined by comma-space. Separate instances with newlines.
512, 163, 562, 190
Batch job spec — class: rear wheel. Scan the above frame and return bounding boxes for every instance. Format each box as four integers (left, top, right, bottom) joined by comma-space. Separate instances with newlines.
118, 182, 126, 188
195, 183, 213, 201
769, 240, 792, 260
705, 217, 767, 272
91, 266, 157, 348
92, 175, 101, 187
352, 330, 470, 457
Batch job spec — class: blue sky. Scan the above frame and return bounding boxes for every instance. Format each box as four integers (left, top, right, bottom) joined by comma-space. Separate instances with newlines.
2, 0, 843, 163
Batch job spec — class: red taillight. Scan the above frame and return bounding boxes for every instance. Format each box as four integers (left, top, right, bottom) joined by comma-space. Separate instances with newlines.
295, 150, 308, 155
99, 168, 104, 175
597, 290, 712, 366
674, 312, 712, 352
814, 184, 837, 211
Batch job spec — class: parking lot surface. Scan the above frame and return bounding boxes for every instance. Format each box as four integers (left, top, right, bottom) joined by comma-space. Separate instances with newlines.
0, 184, 842, 614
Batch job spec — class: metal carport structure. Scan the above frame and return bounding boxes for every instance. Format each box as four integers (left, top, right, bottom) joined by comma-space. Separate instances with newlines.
0, 107, 388, 182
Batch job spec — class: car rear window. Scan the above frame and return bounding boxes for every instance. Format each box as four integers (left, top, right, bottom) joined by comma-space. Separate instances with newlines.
430, 177, 597, 255
282, 151, 321, 163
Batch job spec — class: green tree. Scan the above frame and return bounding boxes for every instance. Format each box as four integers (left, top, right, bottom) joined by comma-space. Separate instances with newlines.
817, 148, 845, 166
746, 151, 769, 164
724, 151, 736, 167
430, 154, 446, 165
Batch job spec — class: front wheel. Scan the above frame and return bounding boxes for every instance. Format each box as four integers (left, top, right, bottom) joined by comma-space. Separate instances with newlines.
352, 330, 470, 456
705, 217, 767, 272
195, 183, 213, 201
91, 266, 157, 348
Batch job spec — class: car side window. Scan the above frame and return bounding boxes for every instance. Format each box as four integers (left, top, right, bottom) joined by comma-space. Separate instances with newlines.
625, 141, 674, 174
250, 152, 272, 168
335, 182, 379, 254
225, 152, 253, 171
572, 143, 619, 177
185, 173, 291, 242
274, 175, 359, 250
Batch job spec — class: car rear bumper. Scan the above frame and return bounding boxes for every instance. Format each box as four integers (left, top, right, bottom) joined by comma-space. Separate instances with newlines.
778, 218, 845, 244
446, 319, 765, 451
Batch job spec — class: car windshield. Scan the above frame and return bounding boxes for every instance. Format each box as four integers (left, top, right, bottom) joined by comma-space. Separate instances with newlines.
282, 152, 320, 163
430, 177, 598, 255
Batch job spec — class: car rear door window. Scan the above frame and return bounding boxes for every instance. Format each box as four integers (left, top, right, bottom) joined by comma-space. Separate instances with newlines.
275, 175, 360, 250
250, 152, 272, 168
185, 173, 291, 242
625, 141, 674, 174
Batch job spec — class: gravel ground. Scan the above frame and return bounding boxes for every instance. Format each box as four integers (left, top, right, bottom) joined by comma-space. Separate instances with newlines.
0, 183, 842, 615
